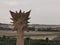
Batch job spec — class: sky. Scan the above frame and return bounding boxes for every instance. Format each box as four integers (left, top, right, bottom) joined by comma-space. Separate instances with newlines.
0, 0, 60, 25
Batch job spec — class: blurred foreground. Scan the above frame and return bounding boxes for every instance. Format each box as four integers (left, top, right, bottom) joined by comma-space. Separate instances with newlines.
0, 36, 60, 45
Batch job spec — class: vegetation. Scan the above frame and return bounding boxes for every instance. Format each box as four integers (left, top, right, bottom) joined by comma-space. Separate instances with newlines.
0, 36, 16, 45
25, 37, 60, 45
0, 36, 60, 45
38, 28, 60, 32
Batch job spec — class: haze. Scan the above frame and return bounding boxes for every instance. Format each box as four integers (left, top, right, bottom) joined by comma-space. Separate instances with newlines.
0, 0, 60, 25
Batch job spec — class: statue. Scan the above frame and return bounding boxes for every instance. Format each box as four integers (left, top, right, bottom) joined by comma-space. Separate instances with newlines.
10, 10, 31, 45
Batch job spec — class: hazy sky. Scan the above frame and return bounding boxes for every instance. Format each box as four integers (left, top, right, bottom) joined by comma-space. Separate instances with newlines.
0, 0, 60, 25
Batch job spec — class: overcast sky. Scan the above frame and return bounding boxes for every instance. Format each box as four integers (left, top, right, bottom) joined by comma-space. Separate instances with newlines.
0, 0, 60, 25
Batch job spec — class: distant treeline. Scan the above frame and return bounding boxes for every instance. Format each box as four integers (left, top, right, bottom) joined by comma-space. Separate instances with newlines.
0, 26, 60, 32
28, 27, 60, 32
0, 27, 12, 30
